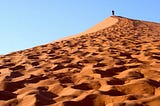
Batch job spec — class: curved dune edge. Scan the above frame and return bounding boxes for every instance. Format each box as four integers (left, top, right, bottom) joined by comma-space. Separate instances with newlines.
80, 16, 118, 35
54, 16, 118, 42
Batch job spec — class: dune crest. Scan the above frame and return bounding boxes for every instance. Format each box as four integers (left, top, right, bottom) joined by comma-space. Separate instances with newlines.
0, 16, 160, 106
81, 16, 118, 34
56, 16, 118, 41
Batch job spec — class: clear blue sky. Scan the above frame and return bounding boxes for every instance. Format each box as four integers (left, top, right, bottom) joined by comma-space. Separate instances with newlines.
0, 0, 159, 54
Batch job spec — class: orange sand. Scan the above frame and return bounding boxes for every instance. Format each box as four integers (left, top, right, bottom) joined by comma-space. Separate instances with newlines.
0, 16, 160, 106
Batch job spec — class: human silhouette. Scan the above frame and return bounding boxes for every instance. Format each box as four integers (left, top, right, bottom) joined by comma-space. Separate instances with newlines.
112, 10, 115, 16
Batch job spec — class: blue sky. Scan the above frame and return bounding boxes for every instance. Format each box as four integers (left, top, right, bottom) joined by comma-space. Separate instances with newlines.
0, 0, 159, 54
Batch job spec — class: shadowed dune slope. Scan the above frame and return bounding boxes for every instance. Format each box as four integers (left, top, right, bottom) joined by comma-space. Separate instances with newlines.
0, 16, 160, 106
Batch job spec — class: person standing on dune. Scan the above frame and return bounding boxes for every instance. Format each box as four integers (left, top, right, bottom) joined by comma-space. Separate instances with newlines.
112, 10, 115, 16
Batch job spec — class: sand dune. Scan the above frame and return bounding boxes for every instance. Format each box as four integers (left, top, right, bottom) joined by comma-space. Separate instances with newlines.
0, 16, 160, 106
56, 16, 118, 42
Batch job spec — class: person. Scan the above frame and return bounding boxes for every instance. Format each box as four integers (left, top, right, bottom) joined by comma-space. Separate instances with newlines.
112, 10, 115, 16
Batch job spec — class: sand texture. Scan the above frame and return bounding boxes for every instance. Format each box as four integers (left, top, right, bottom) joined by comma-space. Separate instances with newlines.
0, 16, 160, 106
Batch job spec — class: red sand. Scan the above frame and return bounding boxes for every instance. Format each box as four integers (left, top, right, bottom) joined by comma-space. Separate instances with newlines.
0, 16, 160, 106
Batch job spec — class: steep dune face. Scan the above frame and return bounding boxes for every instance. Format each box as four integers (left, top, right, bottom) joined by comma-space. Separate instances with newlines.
0, 16, 160, 106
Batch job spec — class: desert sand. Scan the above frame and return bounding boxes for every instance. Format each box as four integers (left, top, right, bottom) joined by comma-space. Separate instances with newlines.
0, 16, 160, 106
